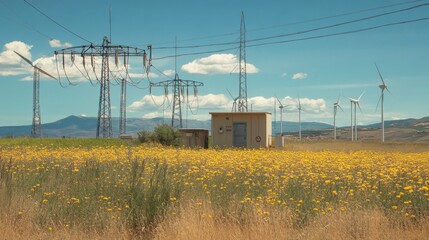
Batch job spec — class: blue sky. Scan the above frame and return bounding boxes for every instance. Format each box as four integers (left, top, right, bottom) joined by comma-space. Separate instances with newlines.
0, 0, 428, 128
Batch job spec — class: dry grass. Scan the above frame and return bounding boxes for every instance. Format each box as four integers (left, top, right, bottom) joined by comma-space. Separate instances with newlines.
283, 140, 429, 152
154, 203, 429, 240
0, 193, 130, 240
2, 191, 429, 240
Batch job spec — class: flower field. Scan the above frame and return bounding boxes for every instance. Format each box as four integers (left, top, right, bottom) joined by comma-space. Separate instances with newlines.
1, 140, 429, 239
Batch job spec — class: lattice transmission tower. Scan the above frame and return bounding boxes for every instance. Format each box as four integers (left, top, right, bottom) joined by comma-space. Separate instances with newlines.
237, 11, 248, 112
54, 37, 151, 138
119, 78, 126, 135
150, 73, 203, 128
14, 51, 57, 138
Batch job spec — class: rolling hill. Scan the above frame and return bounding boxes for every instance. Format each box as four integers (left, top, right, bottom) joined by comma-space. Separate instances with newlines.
0, 115, 428, 141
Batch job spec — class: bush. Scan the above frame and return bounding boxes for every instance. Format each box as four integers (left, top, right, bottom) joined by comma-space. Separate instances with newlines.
138, 124, 182, 146
137, 130, 153, 143
153, 124, 181, 146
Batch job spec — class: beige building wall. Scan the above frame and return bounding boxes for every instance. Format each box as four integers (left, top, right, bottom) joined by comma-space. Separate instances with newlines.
210, 112, 272, 148
179, 129, 209, 149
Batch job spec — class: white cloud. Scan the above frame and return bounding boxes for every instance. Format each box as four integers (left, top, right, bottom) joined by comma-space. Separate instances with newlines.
0, 41, 33, 76
197, 94, 231, 109
181, 53, 259, 75
128, 94, 167, 112
292, 72, 308, 80
162, 69, 175, 76
128, 93, 328, 122
143, 112, 165, 119
257, 96, 326, 113
49, 39, 72, 48
281, 72, 288, 77
129, 93, 231, 113
128, 72, 159, 79
296, 98, 326, 113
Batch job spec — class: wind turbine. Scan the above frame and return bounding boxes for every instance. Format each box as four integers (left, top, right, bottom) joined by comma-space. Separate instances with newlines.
297, 97, 302, 141
226, 89, 238, 112
375, 63, 390, 143
348, 92, 364, 141
14, 51, 57, 138
333, 94, 344, 140
276, 97, 285, 136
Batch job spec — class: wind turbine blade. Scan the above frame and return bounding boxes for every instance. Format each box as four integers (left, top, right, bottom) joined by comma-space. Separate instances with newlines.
385, 86, 392, 94
35, 66, 57, 80
14, 51, 34, 67
276, 97, 283, 107
357, 91, 365, 101
357, 102, 364, 115
374, 63, 386, 86
338, 105, 345, 113
226, 89, 234, 100
375, 94, 382, 113
336, 94, 341, 104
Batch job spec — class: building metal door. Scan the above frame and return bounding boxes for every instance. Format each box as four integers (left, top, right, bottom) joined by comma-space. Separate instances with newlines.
233, 122, 247, 147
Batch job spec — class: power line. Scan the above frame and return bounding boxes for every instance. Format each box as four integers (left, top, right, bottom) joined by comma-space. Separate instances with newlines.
151, 65, 175, 80
247, 17, 429, 48
152, 46, 238, 60
23, 0, 92, 44
247, 2, 429, 44
151, 16, 429, 60
0, 0, 53, 40
152, 0, 428, 50
249, 0, 426, 32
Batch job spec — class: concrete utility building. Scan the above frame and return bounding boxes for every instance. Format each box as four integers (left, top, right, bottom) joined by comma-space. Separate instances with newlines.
210, 112, 272, 148
179, 128, 209, 149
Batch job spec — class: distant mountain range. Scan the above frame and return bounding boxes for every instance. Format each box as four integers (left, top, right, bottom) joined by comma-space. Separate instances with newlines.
0, 115, 211, 138
0, 115, 428, 139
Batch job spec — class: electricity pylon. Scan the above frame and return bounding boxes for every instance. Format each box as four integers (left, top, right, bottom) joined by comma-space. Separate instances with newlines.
237, 11, 248, 112
54, 37, 151, 138
150, 73, 203, 128
119, 78, 126, 135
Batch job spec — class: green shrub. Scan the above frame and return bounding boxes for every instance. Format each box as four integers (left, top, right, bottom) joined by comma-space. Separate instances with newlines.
138, 124, 181, 146
137, 130, 153, 143
152, 124, 181, 146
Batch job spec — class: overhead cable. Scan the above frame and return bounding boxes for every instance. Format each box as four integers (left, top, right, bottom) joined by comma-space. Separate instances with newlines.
247, 17, 429, 48
152, 17, 429, 60
153, 1, 429, 50
23, 0, 92, 44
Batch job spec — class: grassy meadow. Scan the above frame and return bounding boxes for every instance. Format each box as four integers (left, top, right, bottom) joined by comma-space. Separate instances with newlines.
1, 138, 429, 239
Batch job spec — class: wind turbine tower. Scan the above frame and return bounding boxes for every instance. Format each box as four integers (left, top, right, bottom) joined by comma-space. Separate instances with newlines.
237, 12, 248, 112
375, 63, 390, 142
14, 51, 57, 138
333, 95, 343, 140
276, 97, 285, 136
348, 92, 364, 141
